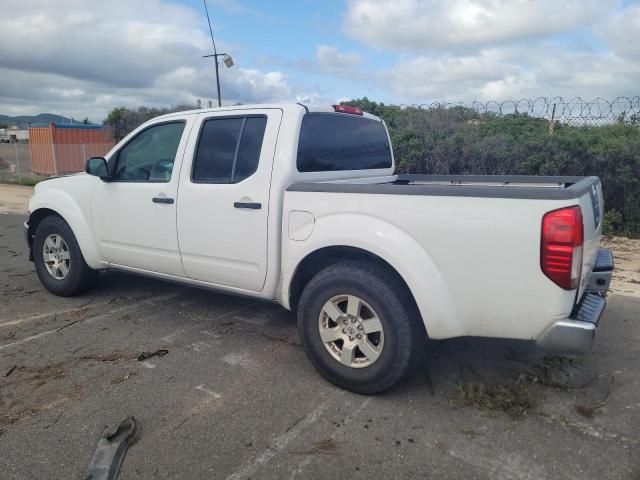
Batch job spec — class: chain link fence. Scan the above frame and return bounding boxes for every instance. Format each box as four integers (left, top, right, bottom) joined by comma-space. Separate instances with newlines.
0, 143, 32, 182
0, 142, 113, 183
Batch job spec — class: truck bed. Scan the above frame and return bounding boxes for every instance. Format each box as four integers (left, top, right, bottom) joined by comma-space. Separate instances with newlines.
283, 173, 603, 341
288, 174, 600, 200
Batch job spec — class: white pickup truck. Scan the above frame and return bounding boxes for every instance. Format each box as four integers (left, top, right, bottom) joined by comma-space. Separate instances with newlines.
25, 103, 613, 393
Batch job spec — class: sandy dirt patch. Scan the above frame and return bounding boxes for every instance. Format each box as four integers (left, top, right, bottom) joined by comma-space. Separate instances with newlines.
0, 184, 32, 215
602, 236, 640, 299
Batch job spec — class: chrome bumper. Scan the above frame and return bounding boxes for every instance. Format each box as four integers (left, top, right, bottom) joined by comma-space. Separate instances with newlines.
536, 248, 613, 354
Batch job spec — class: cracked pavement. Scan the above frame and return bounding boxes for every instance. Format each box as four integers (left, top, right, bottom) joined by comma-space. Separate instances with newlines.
0, 209, 639, 479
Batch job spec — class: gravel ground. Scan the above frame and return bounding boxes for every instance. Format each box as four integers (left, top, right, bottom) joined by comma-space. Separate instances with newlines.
0, 193, 639, 479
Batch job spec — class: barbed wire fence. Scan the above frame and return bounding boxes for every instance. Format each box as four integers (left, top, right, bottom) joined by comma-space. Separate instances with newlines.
400, 96, 640, 127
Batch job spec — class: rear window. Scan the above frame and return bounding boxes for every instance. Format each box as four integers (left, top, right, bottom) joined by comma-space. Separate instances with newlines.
296, 113, 392, 172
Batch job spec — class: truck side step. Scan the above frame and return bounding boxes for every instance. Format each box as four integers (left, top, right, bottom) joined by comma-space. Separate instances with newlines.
586, 248, 613, 295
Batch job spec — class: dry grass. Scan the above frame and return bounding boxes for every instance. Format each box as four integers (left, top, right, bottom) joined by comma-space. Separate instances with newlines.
450, 354, 588, 418
454, 381, 536, 418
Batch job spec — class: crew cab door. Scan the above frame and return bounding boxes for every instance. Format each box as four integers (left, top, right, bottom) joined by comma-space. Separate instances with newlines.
90, 117, 193, 276
177, 109, 282, 291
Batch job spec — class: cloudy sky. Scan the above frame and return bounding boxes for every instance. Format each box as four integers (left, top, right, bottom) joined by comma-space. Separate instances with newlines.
0, 0, 638, 122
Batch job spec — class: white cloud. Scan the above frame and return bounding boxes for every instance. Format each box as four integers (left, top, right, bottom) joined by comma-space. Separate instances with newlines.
344, 0, 614, 51
0, 0, 637, 118
0, 0, 311, 121
378, 50, 523, 100
312, 45, 367, 79
379, 44, 640, 103
602, 3, 640, 60
337, 0, 640, 103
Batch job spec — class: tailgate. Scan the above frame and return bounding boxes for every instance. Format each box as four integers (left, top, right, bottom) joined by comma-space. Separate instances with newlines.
577, 179, 604, 300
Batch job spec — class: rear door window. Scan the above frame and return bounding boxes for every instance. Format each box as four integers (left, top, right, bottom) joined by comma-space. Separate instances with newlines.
296, 113, 392, 172
192, 116, 267, 183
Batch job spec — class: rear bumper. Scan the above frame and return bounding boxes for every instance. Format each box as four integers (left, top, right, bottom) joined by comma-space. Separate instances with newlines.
536, 248, 613, 354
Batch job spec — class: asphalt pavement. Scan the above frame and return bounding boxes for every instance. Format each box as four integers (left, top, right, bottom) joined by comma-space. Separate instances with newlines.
0, 212, 638, 479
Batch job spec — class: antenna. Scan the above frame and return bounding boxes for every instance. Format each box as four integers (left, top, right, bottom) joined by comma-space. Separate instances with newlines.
202, 0, 233, 107
203, 0, 217, 56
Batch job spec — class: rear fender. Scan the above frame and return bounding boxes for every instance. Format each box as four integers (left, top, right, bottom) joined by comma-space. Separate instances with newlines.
282, 212, 459, 338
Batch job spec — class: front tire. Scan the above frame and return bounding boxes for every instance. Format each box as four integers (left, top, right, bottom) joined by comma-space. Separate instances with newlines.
297, 260, 424, 394
33, 216, 98, 296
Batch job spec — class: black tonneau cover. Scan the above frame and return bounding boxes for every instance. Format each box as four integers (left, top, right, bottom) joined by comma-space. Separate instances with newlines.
287, 175, 600, 200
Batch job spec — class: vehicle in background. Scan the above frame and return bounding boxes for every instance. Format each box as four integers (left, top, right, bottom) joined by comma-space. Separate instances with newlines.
0, 127, 29, 143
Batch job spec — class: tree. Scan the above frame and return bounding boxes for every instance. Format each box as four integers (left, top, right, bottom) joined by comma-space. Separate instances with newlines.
103, 105, 195, 141
104, 107, 130, 141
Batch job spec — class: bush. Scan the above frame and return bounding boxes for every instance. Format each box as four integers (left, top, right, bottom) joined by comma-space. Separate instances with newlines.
603, 210, 623, 235
343, 98, 640, 236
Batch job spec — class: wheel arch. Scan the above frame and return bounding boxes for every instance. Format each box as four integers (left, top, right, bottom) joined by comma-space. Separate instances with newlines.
27, 208, 63, 259
28, 193, 102, 268
289, 245, 417, 309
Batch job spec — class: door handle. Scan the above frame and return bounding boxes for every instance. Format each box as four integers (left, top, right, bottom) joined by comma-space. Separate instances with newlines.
234, 202, 261, 209
152, 197, 174, 204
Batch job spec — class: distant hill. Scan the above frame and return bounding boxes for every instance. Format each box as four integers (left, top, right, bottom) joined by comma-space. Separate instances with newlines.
0, 113, 92, 128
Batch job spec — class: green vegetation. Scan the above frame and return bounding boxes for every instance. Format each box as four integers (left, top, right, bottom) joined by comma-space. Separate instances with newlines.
344, 98, 640, 236
104, 105, 195, 141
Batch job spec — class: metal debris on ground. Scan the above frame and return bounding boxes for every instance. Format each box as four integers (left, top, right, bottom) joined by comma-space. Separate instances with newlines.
137, 349, 168, 361
85, 416, 137, 480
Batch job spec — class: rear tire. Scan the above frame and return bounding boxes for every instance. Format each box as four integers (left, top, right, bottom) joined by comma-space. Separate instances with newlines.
33, 216, 98, 296
297, 260, 424, 394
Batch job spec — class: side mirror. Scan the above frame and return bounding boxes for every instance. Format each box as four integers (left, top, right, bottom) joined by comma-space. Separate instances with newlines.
85, 157, 109, 180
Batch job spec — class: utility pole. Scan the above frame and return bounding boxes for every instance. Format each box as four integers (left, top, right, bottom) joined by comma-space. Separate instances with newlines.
203, 53, 223, 107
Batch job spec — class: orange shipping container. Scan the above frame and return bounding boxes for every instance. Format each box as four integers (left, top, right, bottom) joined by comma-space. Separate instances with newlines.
29, 123, 115, 175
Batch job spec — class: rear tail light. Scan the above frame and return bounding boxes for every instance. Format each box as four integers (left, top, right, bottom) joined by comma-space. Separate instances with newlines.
332, 105, 363, 115
541, 206, 584, 290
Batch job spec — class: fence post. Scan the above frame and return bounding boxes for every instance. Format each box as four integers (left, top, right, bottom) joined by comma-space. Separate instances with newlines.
51, 142, 58, 176
548, 103, 556, 136
14, 142, 21, 180
82, 143, 86, 162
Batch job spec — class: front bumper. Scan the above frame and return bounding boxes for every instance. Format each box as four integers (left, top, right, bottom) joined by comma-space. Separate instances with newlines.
536, 248, 613, 354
